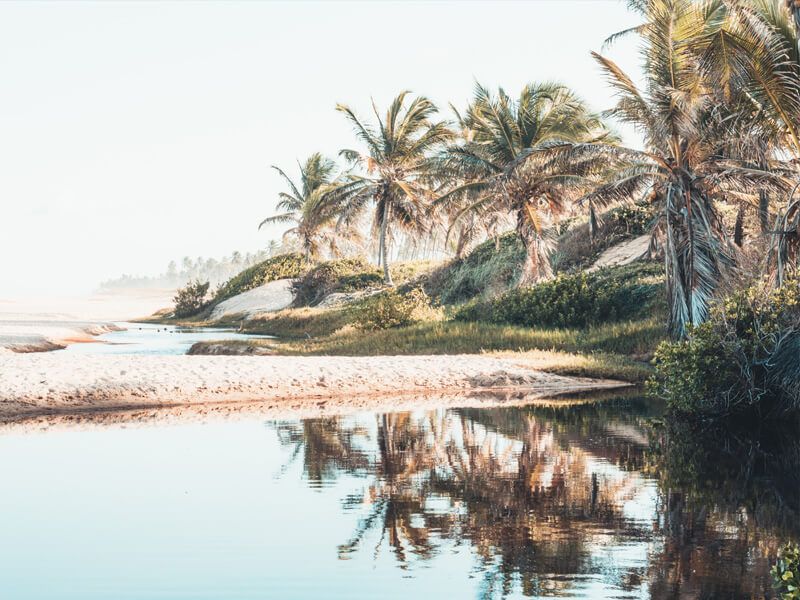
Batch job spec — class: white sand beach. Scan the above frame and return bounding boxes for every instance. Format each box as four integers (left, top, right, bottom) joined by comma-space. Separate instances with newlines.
0, 352, 627, 420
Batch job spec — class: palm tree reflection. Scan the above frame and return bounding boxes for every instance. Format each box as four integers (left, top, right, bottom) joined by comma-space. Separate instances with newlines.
272, 400, 799, 598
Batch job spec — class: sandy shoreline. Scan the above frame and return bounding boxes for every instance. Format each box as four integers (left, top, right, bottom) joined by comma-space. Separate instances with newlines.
0, 289, 175, 352
0, 320, 123, 353
0, 353, 629, 420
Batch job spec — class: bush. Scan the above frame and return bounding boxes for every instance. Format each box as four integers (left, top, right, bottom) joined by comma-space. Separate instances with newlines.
213, 253, 307, 304
356, 287, 433, 331
293, 258, 381, 306
173, 280, 211, 318
649, 280, 800, 418
772, 543, 800, 599
552, 202, 655, 272
424, 233, 525, 304
456, 263, 663, 328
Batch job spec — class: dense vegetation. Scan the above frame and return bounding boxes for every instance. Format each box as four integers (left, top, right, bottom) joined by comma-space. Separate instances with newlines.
650, 280, 800, 417
212, 253, 308, 304
172, 280, 211, 318
455, 263, 663, 328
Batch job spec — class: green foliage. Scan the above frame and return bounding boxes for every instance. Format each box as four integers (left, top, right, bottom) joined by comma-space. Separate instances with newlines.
292, 258, 436, 307
552, 202, 655, 272
213, 253, 307, 304
356, 288, 433, 331
650, 280, 800, 417
456, 263, 663, 328
173, 280, 211, 318
773, 544, 800, 599
425, 233, 525, 304
293, 258, 381, 306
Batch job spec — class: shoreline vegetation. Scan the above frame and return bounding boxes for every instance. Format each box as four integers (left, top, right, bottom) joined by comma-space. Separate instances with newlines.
148, 236, 662, 386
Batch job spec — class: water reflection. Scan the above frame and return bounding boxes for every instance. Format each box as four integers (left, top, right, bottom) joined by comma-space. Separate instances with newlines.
273, 398, 798, 599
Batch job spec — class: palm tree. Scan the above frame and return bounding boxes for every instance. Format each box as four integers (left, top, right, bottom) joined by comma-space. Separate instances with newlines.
260, 153, 346, 263
573, 0, 792, 338
701, 0, 800, 281
437, 82, 610, 285
326, 92, 452, 285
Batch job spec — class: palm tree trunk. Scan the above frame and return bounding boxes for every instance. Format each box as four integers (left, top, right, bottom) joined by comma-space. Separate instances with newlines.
379, 199, 394, 286
734, 203, 746, 247
589, 201, 599, 244
516, 214, 552, 287
759, 190, 770, 233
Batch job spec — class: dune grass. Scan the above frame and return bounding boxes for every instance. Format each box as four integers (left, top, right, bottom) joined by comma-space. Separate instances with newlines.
195, 317, 659, 383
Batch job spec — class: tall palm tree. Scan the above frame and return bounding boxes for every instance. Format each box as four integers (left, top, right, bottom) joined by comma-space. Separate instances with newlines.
326, 92, 452, 285
437, 83, 611, 285
570, 0, 793, 338
260, 153, 346, 262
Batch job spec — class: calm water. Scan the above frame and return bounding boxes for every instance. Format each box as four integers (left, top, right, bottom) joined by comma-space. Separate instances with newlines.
62, 322, 270, 355
0, 395, 795, 599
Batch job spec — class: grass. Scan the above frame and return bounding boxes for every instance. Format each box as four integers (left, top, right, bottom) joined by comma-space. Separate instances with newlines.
423, 233, 525, 303
197, 317, 660, 383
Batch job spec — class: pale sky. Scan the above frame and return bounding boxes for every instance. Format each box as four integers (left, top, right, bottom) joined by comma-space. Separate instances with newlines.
0, 1, 641, 297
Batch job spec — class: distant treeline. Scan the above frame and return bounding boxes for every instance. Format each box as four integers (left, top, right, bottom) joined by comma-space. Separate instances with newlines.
98, 241, 293, 290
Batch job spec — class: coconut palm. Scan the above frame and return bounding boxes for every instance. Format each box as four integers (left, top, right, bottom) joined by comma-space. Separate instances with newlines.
437, 82, 611, 285
325, 92, 452, 285
260, 153, 347, 262
700, 0, 800, 280
570, 0, 793, 337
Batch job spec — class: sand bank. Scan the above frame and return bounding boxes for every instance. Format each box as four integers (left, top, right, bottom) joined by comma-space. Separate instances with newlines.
0, 320, 122, 352
0, 288, 175, 352
0, 353, 628, 420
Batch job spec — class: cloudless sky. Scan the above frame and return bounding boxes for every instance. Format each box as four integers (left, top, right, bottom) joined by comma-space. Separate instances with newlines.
0, 1, 642, 297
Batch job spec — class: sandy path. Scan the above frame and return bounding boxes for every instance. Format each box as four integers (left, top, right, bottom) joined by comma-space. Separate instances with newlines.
0, 353, 627, 420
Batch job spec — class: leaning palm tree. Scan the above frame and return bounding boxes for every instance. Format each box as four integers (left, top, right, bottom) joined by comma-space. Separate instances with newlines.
437, 82, 611, 285
578, 0, 793, 337
260, 153, 347, 262
325, 92, 452, 285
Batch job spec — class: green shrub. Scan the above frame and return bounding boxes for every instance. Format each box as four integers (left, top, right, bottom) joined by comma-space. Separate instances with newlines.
552, 202, 655, 272
356, 287, 432, 331
213, 253, 307, 304
173, 280, 211, 318
425, 233, 525, 304
773, 543, 800, 599
456, 263, 663, 328
649, 280, 800, 418
293, 258, 380, 306
293, 259, 437, 307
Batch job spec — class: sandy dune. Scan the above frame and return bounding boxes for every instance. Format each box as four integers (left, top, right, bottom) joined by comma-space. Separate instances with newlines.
0, 320, 123, 352
0, 353, 628, 420
209, 279, 294, 320
589, 234, 650, 271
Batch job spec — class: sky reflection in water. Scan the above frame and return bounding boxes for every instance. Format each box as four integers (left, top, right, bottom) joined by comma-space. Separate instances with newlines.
0, 395, 794, 599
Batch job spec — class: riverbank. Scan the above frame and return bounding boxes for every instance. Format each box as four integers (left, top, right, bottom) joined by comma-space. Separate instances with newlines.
0, 352, 629, 420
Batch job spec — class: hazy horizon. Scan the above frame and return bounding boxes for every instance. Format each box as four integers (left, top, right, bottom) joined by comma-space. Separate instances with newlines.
0, 0, 641, 298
